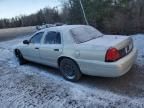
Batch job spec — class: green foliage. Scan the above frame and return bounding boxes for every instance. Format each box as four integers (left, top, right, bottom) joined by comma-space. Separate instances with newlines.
62, 0, 144, 34
0, 0, 144, 34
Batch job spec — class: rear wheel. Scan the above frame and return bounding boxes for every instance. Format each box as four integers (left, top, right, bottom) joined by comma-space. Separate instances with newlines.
15, 50, 27, 65
60, 58, 82, 82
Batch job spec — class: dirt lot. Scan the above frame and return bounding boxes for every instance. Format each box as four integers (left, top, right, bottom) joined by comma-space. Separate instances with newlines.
0, 26, 36, 41
0, 29, 144, 108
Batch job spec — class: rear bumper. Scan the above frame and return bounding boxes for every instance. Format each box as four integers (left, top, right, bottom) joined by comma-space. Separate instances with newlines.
77, 48, 137, 77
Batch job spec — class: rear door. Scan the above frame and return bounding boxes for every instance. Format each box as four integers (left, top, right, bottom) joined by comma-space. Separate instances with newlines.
40, 31, 63, 67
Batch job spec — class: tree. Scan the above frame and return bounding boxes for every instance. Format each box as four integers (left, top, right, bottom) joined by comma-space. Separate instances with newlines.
0, 7, 62, 28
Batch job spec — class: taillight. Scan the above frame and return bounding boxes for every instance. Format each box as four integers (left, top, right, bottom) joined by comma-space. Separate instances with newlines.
105, 47, 120, 62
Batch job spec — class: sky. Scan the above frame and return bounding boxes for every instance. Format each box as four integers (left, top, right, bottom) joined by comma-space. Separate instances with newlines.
0, 0, 63, 19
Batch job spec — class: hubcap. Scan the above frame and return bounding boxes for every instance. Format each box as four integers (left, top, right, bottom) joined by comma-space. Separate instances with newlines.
62, 63, 75, 79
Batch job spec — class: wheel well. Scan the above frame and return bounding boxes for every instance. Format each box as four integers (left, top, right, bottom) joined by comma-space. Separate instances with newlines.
58, 57, 78, 67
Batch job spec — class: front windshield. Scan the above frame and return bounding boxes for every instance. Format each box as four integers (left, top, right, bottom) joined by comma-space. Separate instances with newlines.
70, 26, 103, 44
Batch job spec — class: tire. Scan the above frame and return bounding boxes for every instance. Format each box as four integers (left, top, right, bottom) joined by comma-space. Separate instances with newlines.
15, 50, 27, 65
60, 58, 82, 82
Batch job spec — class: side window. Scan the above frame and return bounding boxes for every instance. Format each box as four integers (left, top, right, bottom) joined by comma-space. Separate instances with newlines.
44, 31, 61, 44
30, 32, 44, 44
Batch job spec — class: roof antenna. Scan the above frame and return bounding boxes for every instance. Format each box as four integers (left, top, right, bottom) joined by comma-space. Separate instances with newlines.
79, 0, 89, 25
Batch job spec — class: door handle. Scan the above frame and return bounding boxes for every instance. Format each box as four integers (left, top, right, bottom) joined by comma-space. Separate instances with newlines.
35, 47, 39, 49
54, 49, 59, 51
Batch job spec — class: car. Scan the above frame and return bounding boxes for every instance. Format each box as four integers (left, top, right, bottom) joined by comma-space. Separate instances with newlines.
14, 25, 137, 82
36, 24, 55, 30
36, 25, 41, 30
36, 23, 65, 31
54, 23, 65, 26
45, 24, 55, 28
36, 24, 46, 30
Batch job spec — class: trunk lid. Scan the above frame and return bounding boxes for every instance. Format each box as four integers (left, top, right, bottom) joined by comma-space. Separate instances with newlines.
82, 35, 133, 60
82, 35, 133, 50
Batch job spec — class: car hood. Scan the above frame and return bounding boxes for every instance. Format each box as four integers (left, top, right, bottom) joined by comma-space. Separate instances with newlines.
81, 35, 132, 49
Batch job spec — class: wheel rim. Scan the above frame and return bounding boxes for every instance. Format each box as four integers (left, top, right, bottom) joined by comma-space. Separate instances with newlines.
62, 63, 76, 79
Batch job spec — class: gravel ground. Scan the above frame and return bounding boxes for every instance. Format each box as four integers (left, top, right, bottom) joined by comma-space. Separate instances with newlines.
0, 34, 144, 108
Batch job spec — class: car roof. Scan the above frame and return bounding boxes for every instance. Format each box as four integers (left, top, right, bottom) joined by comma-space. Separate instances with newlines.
39, 25, 88, 32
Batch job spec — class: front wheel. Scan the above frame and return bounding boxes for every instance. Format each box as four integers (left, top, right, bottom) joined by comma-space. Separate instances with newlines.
15, 50, 27, 65
60, 58, 82, 82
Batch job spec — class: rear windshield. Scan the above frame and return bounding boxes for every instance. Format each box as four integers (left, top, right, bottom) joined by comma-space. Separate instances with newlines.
70, 26, 103, 44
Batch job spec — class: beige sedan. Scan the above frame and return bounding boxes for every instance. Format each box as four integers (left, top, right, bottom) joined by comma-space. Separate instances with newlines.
14, 25, 137, 81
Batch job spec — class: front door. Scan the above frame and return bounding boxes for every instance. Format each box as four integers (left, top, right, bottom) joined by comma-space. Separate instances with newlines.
22, 32, 44, 62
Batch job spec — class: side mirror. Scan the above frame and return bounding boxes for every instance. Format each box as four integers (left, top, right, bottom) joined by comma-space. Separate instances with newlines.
23, 40, 29, 44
